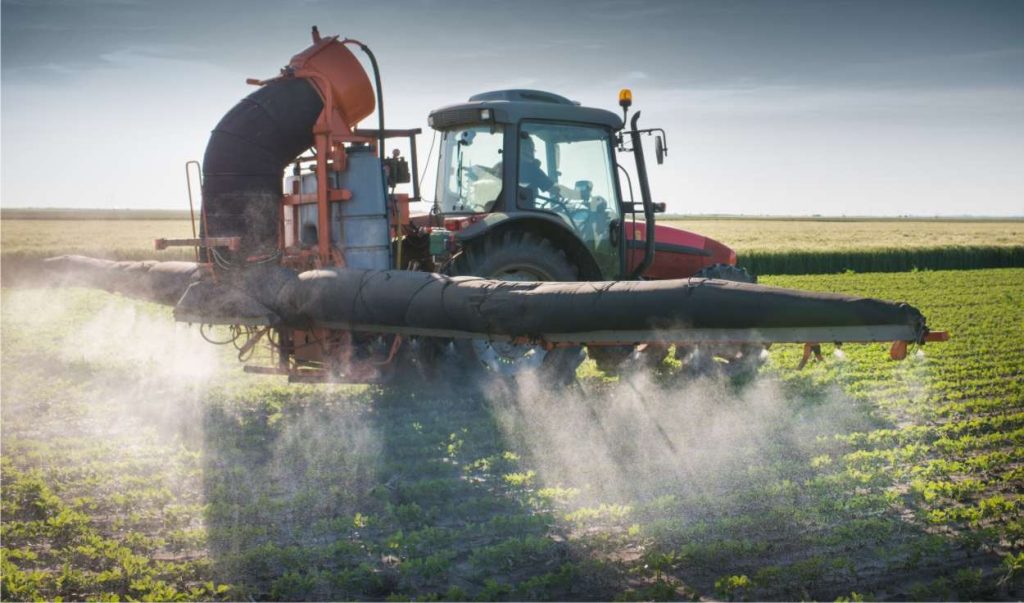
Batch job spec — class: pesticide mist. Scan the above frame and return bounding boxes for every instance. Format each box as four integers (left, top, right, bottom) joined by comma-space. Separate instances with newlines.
1, 289, 224, 565
484, 367, 870, 512
1, 287, 926, 600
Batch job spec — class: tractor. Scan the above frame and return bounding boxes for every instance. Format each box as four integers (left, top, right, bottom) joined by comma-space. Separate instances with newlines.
47, 28, 946, 385
410, 89, 754, 376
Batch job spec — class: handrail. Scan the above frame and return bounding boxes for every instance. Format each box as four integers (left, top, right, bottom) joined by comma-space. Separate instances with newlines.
184, 160, 203, 262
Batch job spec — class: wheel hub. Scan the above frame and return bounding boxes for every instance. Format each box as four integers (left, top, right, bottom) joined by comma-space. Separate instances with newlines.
473, 266, 549, 375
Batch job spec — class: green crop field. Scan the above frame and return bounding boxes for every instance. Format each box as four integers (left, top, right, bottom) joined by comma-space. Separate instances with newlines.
2, 267, 1022, 600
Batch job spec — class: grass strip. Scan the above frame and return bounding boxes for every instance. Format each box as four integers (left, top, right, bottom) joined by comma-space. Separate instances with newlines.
741, 245, 1024, 275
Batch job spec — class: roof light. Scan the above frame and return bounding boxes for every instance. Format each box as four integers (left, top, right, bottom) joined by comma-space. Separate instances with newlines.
618, 88, 632, 109
480, 109, 491, 120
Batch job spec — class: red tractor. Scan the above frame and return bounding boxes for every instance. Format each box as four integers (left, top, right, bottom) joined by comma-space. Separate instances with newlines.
407, 88, 753, 375
423, 89, 741, 282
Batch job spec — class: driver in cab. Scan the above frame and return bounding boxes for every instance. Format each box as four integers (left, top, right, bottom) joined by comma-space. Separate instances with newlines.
517, 134, 581, 209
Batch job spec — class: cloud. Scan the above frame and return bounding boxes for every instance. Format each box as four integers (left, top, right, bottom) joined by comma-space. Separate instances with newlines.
648, 84, 1024, 118
99, 44, 207, 66
584, 0, 684, 22
480, 77, 540, 90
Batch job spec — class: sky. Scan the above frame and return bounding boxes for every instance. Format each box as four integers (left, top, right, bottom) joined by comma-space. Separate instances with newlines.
2, 0, 1023, 216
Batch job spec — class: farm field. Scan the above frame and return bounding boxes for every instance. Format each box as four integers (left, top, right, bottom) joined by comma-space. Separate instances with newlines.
2, 268, 1022, 600
660, 218, 1024, 252
2, 215, 1022, 259
2, 217, 1022, 283
1, 219, 196, 261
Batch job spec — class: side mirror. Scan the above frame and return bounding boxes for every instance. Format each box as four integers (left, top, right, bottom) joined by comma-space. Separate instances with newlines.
655, 135, 666, 165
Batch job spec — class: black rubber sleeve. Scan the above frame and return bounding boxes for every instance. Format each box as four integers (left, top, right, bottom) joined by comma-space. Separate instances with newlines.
200, 78, 323, 259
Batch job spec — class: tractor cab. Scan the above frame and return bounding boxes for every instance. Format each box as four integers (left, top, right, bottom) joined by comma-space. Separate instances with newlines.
428, 90, 629, 279
426, 89, 736, 281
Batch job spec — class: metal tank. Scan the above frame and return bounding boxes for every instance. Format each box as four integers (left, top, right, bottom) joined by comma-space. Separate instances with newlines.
285, 146, 391, 270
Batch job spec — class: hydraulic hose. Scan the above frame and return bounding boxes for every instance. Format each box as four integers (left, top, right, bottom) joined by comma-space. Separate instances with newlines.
343, 38, 393, 266
342, 39, 385, 168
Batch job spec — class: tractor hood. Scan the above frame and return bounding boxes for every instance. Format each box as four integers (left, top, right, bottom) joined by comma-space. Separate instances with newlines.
626, 223, 737, 279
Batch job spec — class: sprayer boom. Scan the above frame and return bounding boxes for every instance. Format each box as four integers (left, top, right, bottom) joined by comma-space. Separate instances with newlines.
45, 255, 947, 381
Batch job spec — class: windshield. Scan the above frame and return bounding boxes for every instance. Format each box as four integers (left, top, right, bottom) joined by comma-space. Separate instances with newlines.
435, 125, 504, 213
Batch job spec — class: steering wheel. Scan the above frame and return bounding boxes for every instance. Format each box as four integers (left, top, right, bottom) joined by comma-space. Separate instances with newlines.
535, 191, 570, 214
536, 192, 592, 231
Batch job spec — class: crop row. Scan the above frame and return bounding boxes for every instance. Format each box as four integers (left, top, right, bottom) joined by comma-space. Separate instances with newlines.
762, 268, 1022, 598
742, 245, 1024, 275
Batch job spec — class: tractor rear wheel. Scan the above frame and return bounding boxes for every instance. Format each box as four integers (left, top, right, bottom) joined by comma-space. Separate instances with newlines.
450, 231, 584, 383
676, 263, 766, 378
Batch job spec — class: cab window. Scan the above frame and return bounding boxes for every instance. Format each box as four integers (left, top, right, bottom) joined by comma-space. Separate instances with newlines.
436, 125, 504, 213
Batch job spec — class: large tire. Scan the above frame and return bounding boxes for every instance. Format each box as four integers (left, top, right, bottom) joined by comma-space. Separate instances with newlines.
452, 229, 580, 282
676, 263, 765, 378
450, 231, 584, 383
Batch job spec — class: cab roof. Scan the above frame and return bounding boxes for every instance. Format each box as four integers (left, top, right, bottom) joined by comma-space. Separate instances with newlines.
428, 89, 623, 131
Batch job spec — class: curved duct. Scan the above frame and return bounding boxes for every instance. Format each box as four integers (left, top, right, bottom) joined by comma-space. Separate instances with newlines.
201, 78, 323, 260
200, 34, 376, 261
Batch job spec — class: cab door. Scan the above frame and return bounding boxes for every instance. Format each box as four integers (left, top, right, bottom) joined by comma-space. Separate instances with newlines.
516, 121, 624, 279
